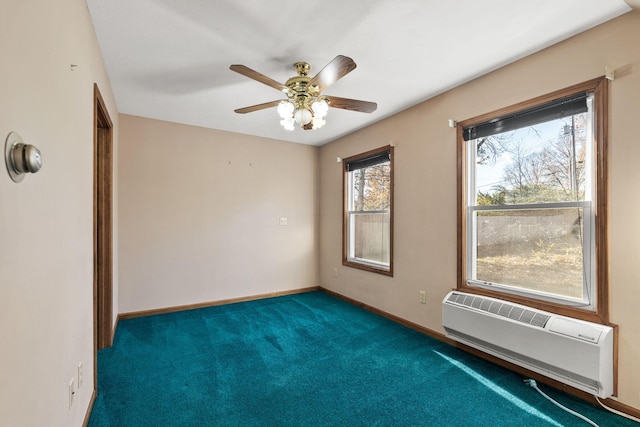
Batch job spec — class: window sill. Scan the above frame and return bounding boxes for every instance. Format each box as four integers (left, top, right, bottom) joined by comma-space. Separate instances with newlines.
343, 259, 393, 277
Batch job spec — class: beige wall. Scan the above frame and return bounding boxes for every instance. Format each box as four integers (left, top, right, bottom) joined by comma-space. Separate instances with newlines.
118, 115, 319, 313
319, 11, 640, 410
0, 0, 118, 426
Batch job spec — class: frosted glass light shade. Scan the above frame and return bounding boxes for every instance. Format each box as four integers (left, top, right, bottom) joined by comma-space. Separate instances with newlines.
311, 99, 329, 118
277, 101, 294, 119
294, 108, 312, 125
280, 117, 295, 131
312, 117, 326, 129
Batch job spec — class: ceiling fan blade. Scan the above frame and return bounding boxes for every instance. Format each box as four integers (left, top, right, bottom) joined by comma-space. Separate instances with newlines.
308, 55, 357, 93
234, 100, 282, 114
230, 65, 289, 93
324, 96, 377, 113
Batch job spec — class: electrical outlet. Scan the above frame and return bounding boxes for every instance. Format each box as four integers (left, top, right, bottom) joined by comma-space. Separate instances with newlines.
68, 378, 75, 409
78, 362, 83, 388
279, 217, 288, 226
333, 268, 338, 278
419, 291, 427, 304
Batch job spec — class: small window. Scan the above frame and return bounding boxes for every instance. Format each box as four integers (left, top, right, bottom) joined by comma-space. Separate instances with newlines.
343, 146, 394, 275
458, 78, 608, 321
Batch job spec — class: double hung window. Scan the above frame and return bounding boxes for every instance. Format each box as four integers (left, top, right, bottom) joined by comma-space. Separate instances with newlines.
458, 78, 608, 320
343, 146, 394, 275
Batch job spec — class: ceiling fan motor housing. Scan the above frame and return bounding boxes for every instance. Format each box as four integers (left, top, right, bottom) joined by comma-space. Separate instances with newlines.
284, 62, 320, 99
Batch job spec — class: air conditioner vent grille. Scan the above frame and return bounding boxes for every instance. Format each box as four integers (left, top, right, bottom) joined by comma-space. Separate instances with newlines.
446, 293, 551, 329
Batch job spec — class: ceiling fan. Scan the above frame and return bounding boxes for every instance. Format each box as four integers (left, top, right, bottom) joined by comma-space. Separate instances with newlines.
230, 55, 377, 131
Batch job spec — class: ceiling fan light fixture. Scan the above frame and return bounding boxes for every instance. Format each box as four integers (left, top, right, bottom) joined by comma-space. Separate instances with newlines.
294, 108, 313, 126
312, 116, 326, 129
280, 116, 295, 131
311, 99, 329, 118
277, 100, 295, 119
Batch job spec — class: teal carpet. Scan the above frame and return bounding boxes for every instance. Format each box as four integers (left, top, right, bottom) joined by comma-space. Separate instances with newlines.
89, 291, 635, 426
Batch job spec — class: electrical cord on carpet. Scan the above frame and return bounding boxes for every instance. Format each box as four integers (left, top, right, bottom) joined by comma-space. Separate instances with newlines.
524, 379, 598, 427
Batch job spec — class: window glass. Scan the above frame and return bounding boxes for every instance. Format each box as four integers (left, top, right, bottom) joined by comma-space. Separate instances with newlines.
474, 207, 588, 300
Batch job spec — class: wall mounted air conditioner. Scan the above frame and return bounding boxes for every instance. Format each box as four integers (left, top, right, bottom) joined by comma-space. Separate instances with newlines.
442, 291, 614, 398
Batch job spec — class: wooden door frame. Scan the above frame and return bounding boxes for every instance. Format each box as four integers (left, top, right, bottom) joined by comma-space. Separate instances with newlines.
93, 83, 114, 356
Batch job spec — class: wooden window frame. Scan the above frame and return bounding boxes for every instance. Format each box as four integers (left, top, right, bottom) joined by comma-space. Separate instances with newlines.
342, 145, 394, 276
457, 77, 609, 324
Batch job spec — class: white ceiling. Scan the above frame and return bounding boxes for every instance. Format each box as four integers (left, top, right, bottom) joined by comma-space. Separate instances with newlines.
86, 0, 631, 146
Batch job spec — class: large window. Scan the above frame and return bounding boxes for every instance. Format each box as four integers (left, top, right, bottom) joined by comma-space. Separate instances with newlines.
458, 78, 608, 322
343, 145, 394, 276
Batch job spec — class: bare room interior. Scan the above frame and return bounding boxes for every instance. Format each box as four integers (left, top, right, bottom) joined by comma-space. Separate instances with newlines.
2, 0, 640, 425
